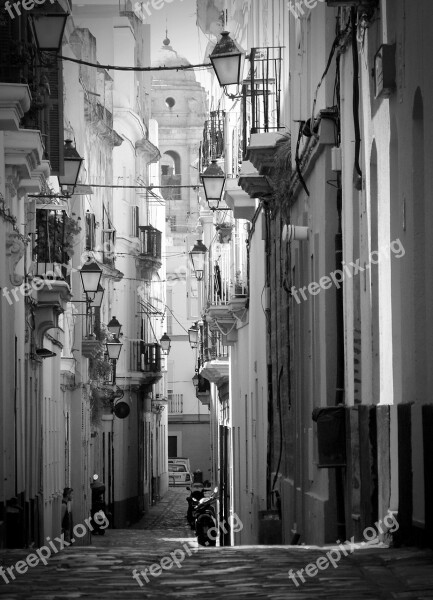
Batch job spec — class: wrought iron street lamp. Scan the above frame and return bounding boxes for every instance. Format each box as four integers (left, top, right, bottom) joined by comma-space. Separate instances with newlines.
210, 31, 246, 87
107, 316, 122, 337
189, 240, 207, 281
201, 160, 226, 210
160, 332, 171, 355
188, 323, 199, 349
58, 140, 84, 191
106, 337, 123, 361
79, 261, 102, 295
192, 371, 199, 388
29, 2, 70, 52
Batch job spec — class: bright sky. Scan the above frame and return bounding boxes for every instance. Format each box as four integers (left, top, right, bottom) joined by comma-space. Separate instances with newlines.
146, 0, 206, 65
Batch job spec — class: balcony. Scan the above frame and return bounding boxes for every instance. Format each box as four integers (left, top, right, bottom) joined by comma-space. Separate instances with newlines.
196, 374, 211, 406
245, 132, 283, 177
137, 226, 162, 276
199, 323, 229, 387
200, 110, 225, 172
168, 393, 184, 414
205, 235, 248, 334
240, 46, 284, 160
238, 160, 273, 199
126, 340, 162, 386
32, 207, 75, 284
224, 177, 257, 221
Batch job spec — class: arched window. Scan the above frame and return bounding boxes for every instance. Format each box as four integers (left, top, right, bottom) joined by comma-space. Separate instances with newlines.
160, 150, 181, 176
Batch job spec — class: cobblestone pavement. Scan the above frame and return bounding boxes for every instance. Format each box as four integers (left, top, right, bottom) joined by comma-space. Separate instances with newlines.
1, 486, 433, 599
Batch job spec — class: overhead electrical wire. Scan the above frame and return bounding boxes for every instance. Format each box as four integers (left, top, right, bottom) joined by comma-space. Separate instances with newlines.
58, 54, 212, 73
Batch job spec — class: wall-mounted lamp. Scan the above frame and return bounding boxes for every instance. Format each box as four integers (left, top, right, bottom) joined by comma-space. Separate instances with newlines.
106, 337, 123, 361
210, 31, 246, 87
192, 371, 199, 388
107, 316, 122, 337
29, 1, 70, 52
189, 240, 207, 281
160, 332, 171, 355
58, 140, 84, 195
79, 260, 102, 295
201, 160, 226, 211
188, 323, 199, 349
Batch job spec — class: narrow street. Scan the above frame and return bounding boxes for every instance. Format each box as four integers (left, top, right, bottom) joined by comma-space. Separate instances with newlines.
1, 487, 433, 599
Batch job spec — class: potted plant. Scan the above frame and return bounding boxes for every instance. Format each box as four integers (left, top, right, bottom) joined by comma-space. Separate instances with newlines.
215, 221, 233, 243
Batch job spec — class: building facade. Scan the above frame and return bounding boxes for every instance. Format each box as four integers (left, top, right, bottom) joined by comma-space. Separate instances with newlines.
0, 0, 169, 547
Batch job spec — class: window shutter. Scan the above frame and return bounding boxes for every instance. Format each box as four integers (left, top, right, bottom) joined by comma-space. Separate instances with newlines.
45, 55, 64, 175
0, 17, 21, 83
85, 213, 96, 250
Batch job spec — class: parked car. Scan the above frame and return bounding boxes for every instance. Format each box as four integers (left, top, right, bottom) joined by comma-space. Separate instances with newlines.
168, 463, 192, 486
168, 457, 191, 473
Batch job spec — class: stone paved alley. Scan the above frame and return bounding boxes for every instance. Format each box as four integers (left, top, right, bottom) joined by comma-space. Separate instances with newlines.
0, 487, 433, 599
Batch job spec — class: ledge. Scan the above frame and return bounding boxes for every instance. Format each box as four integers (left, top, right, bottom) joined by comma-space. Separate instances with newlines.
0, 83, 31, 131
200, 358, 229, 386
4, 129, 44, 182
116, 372, 163, 387
245, 132, 282, 176
224, 177, 257, 221
238, 161, 273, 199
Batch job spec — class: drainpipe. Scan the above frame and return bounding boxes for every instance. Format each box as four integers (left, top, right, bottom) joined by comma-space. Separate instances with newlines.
335, 179, 346, 541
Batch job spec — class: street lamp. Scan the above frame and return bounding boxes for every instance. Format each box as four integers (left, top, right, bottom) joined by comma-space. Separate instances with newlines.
188, 323, 199, 349
160, 332, 171, 355
209, 31, 246, 87
107, 316, 122, 337
201, 160, 226, 210
192, 371, 199, 388
79, 261, 102, 295
106, 337, 123, 361
58, 140, 84, 192
189, 240, 207, 281
29, 2, 70, 52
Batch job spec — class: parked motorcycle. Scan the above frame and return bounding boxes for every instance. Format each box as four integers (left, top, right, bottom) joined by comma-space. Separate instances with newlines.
192, 487, 219, 547
186, 482, 205, 529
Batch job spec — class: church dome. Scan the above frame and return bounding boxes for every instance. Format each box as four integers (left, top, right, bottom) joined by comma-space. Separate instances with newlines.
152, 38, 197, 82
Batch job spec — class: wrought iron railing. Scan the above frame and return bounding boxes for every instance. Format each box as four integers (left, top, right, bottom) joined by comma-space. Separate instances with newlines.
207, 236, 248, 306
168, 393, 184, 414
199, 322, 229, 365
241, 46, 284, 159
139, 226, 162, 260
200, 110, 225, 172
33, 208, 69, 280
129, 341, 161, 373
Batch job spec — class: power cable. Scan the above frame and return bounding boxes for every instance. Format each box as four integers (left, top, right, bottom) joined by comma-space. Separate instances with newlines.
58, 54, 212, 73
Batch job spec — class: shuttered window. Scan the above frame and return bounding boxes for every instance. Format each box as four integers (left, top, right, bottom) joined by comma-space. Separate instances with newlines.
85, 213, 96, 250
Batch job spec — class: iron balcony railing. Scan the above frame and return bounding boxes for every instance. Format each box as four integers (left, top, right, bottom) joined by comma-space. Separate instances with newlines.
241, 46, 284, 159
168, 393, 184, 414
139, 226, 162, 260
129, 341, 161, 373
33, 208, 69, 281
207, 237, 248, 307
200, 110, 225, 172
199, 321, 229, 364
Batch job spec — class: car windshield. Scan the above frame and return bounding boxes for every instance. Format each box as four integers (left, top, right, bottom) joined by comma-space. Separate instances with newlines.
169, 465, 186, 472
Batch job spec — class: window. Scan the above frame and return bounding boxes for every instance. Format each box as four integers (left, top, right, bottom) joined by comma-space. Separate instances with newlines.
165, 97, 175, 108
131, 206, 139, 237
85, 212, 96, 250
